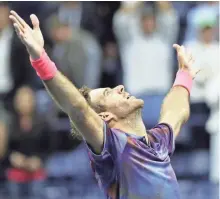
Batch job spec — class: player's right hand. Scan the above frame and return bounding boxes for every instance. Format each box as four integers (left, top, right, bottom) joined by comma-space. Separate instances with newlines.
9, 11, 44, 60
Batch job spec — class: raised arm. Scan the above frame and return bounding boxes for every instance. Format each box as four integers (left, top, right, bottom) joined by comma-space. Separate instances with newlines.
156, 2, 179, 45
159, 44, 200, 137
159, 85, 190, 137
43, 72, 103, 150
9, 11, 104, 153
113, 2, 143, 49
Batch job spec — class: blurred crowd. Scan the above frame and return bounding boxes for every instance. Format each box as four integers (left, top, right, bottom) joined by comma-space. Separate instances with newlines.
0, 1, 219, 199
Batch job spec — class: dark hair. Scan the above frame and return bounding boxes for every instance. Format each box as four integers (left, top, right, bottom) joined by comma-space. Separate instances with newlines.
79, 85, 105, 113
79, 85, 92, 104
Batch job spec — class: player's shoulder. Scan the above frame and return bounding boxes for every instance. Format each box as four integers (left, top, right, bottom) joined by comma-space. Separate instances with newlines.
105, 124, 128, 152
147, 123, 175, 156
108, 127, 128, 143
147, 123, 174, 145
148, 123, 173, 134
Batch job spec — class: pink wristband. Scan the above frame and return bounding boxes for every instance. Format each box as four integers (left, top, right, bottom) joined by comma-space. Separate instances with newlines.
30, 50, 57, 80
173, 70, 193, 94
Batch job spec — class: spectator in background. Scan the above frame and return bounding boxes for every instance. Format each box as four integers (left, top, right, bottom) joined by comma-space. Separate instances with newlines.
57, 1, 104, 42
184, 16, 219, 105
184, 1, 219, 43
100, 41, 123, 88
46, 14, 102, 89
172, 2, 196, 22
0, 101, 10, 194
0, 102, 8, 160
0, 2, 14, 104
113, 1, 179, 126
6, 86, 56, 199
0, 122, 7, 160
216, 13, 219, 41
0, 2, 40, 110
0, 111, 8, 195
204, 73, 219, 184
184, 13, 219, 184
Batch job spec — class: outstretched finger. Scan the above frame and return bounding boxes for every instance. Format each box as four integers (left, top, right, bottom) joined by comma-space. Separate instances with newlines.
30, 14, 40, 30
173, 44, 181, 52
13, 23, 25, 40
9, 15, 24, 33
10, 10, 29, 29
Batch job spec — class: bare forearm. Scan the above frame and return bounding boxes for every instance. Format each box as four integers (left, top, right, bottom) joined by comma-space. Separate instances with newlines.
159, 86, 190, 136
42, 70, 104, 152
157, 2, 179, 45
10, 10, 104, 153
43, 71, 88, 114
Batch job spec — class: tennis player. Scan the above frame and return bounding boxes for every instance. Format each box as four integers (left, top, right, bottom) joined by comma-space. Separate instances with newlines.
10, 11, 200, 199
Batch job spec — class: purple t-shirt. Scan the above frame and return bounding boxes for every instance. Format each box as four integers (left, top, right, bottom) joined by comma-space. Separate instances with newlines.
85, 123, 180, 199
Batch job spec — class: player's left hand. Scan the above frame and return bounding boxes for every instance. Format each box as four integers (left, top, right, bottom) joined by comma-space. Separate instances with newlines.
173, 44, 200, 79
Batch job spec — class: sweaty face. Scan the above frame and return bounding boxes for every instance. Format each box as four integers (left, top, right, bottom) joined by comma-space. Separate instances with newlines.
89, 85, 144, 118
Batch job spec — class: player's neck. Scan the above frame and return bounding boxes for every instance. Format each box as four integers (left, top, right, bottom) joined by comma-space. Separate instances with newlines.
114, 109, 146, 137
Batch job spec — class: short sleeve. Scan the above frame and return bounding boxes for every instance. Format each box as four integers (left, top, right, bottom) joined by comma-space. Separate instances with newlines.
148, 123, 175, 157
84, 122, 118, 190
